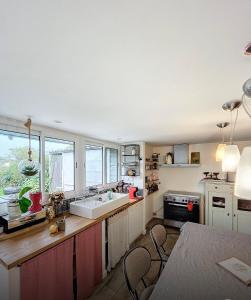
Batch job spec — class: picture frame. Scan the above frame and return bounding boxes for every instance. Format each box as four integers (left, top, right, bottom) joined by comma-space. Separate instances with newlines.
191, 152, 200, 164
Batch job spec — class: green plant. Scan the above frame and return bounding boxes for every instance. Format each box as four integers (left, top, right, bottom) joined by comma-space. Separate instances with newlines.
18, 186, 32, 213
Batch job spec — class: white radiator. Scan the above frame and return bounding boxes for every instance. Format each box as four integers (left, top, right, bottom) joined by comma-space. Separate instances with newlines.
108, 209, 129, 270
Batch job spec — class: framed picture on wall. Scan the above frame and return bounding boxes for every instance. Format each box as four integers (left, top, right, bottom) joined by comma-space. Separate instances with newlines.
191, 152, 200, 164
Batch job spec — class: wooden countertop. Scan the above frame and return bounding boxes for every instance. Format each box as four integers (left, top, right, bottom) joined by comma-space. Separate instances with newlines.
0, 198, 143, 269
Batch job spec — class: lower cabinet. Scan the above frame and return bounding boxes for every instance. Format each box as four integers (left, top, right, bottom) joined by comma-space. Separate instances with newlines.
205, 182, 251, 234
233, 197, 251, 235
20, 222, 102, 300
20, 237, 74, 300
145, 194, 153, 225
128, 201, 144, 244
75, 222, 102, 300
208, 191, 233, 231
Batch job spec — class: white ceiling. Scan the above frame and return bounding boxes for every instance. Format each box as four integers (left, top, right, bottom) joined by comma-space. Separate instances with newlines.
0, 0, 251, 144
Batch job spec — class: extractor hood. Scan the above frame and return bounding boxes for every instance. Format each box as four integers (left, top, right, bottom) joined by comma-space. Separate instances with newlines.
173, 144, 189, 164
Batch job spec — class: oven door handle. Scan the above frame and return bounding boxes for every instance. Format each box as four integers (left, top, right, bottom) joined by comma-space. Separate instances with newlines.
167, 202, 187, 207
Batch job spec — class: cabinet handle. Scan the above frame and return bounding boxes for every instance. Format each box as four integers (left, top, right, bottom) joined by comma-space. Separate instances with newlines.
233, 214, 236, 217
214, 186, 218, 189
227, 213, 230, 216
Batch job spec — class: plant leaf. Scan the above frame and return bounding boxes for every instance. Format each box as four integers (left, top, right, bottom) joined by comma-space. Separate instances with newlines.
18, 197, 31, 213
19, 186, 32, 199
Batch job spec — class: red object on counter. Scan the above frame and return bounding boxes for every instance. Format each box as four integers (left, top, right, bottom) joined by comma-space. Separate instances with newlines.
187, 201, 193, 212
29, 192, 42, 213
129, 187, 137, 199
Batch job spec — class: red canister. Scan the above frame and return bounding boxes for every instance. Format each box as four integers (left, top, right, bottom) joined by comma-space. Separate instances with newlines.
129, 187, 137, 200
29, 192, 42, 213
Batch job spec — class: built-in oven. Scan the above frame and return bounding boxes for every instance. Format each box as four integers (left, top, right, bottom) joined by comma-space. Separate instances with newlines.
164, 191, 201, 228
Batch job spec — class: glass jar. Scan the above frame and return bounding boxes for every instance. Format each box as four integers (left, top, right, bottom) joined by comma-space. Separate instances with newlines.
8, 199, 21, 218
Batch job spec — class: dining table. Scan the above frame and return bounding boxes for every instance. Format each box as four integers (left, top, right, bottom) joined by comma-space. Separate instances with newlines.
150, 222, 251, 300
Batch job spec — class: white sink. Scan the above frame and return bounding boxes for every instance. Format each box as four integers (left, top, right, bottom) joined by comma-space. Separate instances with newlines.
70, 192, 129, 219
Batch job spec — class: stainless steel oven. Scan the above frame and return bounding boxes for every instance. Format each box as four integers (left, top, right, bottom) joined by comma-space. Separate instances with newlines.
164, 191, 201, 228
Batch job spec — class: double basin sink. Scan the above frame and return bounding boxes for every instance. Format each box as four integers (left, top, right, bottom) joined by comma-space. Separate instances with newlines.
70, 192, 130, 219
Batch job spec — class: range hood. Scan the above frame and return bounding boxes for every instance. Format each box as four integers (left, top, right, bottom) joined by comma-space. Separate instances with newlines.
173, 144, 189, 164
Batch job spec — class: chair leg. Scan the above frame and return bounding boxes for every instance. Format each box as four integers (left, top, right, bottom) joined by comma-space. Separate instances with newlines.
157, 260, 163, 278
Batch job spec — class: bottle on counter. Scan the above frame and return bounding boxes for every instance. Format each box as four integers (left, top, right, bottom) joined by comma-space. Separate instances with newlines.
166, 152, 173, 165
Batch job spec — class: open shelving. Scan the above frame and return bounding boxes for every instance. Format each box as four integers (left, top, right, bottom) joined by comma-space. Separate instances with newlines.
121, 144, 141, 176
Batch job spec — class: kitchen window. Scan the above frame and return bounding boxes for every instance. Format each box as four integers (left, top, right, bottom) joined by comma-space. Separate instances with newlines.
85, 145, 103, 186
105, 148, 118, 183
0, 129, 40, 195
45, 137, 75, 192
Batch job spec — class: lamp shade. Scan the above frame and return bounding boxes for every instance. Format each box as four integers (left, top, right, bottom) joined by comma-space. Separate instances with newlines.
222, 145, 240, 172
235, 146, 251, 199
216, 143, 226, 162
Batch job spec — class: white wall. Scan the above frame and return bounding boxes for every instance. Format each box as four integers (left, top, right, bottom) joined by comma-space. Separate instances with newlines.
152, 141, 251, 218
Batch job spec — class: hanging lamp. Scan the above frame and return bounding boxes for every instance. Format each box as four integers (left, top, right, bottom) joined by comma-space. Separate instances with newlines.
235, 78, 251, 199
221, 100, 241, 173
215, 122, 229, 162
18, 118, 40, 176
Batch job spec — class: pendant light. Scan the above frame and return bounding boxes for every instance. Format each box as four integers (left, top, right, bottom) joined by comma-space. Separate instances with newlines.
235, 147, 251, 199
18, 118, 40, 176
221, 100, 241, 173
235, 78, 251, 199
242, 78, 251, 118
215, 122, 229, 162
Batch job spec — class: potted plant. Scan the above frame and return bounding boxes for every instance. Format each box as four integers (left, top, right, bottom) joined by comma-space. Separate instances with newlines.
18, 186, 32, 213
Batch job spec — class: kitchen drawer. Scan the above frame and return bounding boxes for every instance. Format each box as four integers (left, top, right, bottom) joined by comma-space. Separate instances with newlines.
206, 183, 233, 193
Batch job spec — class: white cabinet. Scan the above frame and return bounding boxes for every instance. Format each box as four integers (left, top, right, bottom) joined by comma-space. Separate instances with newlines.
145, 194, 153, 224
205, 182, 251, 234
233, 197, 251, 235
208, 191, 233, 230
128, 201, 144, 244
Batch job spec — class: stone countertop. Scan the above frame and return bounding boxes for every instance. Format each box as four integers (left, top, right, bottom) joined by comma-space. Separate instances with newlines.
0, 197, 143, 269
200, 179, 234, 185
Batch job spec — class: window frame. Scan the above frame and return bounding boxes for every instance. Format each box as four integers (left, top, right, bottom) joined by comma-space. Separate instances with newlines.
0, 128, 41, 193
44, 136, 76, 194
105, 147, 119, 184
0, 117, 121, 200
84, 144, 104, 187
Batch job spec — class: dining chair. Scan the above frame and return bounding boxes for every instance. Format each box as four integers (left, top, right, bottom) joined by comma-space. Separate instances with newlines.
150, 224, 170, 277
123, 246, 155, 300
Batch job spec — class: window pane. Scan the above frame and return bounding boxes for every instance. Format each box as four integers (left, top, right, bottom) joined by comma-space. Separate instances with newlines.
85, 145, 103, 186
45, 138, 75, 192
106, 148, 118, 183
0, 129, 40, 195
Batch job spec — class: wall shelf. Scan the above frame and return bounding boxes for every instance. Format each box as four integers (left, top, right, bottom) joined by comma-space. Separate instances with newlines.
121, 144, 141, 176
159, 163, 201, 168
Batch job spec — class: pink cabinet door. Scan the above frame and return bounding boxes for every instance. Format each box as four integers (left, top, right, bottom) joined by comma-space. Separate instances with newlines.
76, 222, 102, 300
20, 237, 74, 300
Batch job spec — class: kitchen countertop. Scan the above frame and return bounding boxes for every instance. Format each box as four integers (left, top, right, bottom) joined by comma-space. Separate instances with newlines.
0, 197, 143, 269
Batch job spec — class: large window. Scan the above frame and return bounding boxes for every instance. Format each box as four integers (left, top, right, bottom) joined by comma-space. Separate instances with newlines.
105, 148, 118, 183
0, 129, 40, 195
85, 145, 103, 186
45, 138, 75, 192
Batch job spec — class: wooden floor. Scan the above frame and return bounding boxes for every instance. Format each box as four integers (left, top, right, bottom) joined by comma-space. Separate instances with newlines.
87, 219, 180, 300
